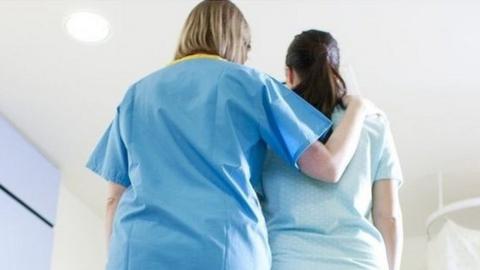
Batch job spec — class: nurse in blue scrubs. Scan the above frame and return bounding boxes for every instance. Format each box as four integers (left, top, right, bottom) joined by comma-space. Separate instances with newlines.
86, 2, 370, 270
261, 30, 404, 270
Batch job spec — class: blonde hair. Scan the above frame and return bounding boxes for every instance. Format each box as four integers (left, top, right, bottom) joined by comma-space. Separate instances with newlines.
175, 0, 251, 64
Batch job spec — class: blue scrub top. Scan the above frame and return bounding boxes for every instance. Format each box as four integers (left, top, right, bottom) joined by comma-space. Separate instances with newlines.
260, 107, 403, 270
86, 54, 332, 270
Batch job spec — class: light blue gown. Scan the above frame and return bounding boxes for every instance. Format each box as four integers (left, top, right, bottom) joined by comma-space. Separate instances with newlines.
86, 54, 332, 270
261, 107, 403, 270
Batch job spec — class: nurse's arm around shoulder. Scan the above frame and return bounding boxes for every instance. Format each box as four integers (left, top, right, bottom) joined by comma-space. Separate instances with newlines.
372, 180, 403, 270
298, 96, 369, 183
106, 182, 126, 250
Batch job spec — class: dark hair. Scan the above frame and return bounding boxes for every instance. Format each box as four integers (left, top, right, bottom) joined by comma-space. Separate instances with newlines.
286, 30, 347, 118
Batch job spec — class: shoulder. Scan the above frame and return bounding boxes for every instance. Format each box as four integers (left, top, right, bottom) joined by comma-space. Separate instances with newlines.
332, 103, 391, 137
222, 61, 277, 86
135, 60, 275, 87
217, 62, 286, 99
365, 111, 390, 133
120, 60, 283, 106
363, 107, 393, 152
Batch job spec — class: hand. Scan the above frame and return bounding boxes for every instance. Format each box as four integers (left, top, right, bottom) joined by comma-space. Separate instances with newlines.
342, 95, 383, 117
342, 94, 362, 107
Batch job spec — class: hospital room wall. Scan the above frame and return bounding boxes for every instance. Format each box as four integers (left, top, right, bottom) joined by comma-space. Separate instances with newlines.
51, 183, 106, 270
402, 236, 428, 270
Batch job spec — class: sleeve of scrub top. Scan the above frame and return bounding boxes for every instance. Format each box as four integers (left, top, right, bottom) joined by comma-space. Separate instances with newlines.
374, 121, 403, 187
86, 106, 131, 188
258, 77, 332, 169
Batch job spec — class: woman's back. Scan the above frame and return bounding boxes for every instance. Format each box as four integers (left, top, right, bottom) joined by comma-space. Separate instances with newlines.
97, 57, 269, 269
87, 55, 333, 270
261, 106, 403, 270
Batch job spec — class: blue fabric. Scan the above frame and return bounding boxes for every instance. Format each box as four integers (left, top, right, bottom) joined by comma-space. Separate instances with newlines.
261, 107, 403, 270
86, 56, 332, 270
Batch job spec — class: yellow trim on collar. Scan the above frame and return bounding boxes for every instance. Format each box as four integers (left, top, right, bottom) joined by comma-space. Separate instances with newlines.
169, 53, 224, 66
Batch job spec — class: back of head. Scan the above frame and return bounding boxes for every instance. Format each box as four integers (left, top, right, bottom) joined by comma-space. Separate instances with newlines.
286, 30, 347, 118
175, 0, 251, 64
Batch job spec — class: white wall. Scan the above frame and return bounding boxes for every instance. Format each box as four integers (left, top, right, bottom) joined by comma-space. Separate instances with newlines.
51, 183, 105, 270
402, 236, 428, 270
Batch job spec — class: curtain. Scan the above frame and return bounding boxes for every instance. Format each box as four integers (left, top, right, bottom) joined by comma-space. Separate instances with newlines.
428, 220, 480, 270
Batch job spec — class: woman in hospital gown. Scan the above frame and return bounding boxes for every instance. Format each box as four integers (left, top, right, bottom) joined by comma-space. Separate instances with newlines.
86, 2, 371, 270
261, 30, 404, 270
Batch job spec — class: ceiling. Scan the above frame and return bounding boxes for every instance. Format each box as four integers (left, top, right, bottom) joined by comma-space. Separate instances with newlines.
1, 0, 479, 237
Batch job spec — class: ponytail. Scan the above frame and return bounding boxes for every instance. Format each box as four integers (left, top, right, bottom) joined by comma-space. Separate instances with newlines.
286, 30, 346, 118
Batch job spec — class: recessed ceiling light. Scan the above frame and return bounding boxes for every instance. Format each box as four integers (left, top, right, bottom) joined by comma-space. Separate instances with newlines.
65, 12, 111, 43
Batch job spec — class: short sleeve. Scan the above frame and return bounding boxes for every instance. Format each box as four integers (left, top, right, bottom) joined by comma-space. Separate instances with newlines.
374, 121, 403, 187
258, 77, 332, 168
86, 106, 131, 188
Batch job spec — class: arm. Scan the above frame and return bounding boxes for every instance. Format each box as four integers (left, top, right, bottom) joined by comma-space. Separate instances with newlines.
372, 180, 403, 270
298, 97, 367, 182
106, 182, 126, 251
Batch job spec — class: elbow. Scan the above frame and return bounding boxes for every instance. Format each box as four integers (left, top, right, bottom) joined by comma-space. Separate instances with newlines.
106, 196, 121, 209
301, 158, 343, 183
317, 152, 345, 183
376, 215, 399, 224
331, 174, 342, 183
373, 212, 402, 226
318, 163, 343, 183
298, 143, 344, 183
326, 169, 342, 183
106, 183, 126, 210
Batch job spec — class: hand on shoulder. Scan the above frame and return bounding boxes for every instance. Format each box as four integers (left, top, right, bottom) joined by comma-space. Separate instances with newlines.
342, 95, 385, 118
